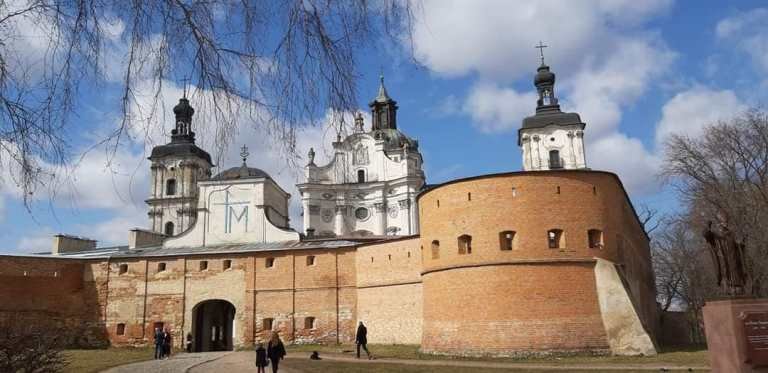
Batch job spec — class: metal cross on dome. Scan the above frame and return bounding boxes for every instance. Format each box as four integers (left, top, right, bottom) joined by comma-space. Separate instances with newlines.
240, 145, 249, 164
535, 41, 548, 64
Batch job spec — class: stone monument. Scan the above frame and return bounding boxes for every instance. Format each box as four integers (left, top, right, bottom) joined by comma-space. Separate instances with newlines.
702, 221, 768, 372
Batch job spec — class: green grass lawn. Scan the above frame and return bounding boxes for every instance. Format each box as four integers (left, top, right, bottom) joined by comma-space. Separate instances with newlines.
285, 359, 704, 373
287, 344, 709, 367
62, 347, 154, 373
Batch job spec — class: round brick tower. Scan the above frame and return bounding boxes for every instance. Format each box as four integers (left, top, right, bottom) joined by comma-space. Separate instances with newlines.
417, 170, 656, 356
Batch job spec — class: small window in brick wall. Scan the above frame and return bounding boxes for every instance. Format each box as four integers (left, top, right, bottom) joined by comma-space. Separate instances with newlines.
431, 240, 440, 259
199, 261, 208, 271
458, 235, 472, 254
500, 231, 516, 250
263, 318, 273, 331
305, 317, 316, 329
116, 323, 126, 336
548, 229, 565, 249
306, 256, 316, 266
588, 229, 604, 249
223, 260, 232, 270
266, 258, 275, 268
118, 264, 128, 275
157, 263, 166, 272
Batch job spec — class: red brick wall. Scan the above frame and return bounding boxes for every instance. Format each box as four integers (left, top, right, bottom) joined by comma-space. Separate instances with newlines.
417, 170, 656, 355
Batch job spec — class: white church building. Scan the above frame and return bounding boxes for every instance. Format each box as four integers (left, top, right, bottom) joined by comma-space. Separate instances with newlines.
297, 76, 425, 238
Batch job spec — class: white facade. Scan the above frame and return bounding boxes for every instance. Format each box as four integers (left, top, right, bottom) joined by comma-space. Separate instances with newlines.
164, 175, 299, 248
298, 131, 424, 237
520, 127, 586, 171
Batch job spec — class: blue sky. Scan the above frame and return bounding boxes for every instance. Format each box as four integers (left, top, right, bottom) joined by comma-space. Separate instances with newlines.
2, 0, 768, 252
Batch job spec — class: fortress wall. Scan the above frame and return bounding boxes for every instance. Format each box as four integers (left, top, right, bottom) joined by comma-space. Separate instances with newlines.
356, 237, 422, 344
0, 256, 109, 347
417, 171, 656, 355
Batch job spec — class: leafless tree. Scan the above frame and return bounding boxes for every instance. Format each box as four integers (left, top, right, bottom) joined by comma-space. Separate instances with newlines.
637, 203, 661, 236
661, 109, 768, 297
0, 1, 417, 208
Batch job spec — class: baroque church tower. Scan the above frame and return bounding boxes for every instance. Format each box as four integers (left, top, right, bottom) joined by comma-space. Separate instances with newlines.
147, 96, 213, 236
519, 56, 587, 171
298, 76, 425, 237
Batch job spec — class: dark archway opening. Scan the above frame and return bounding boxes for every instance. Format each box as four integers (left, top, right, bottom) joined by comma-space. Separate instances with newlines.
192, 299, 236, 352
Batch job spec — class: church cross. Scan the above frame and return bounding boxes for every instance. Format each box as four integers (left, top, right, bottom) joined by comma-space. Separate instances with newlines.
240, 145, 249, 164
535, 41, 548, 64
181, 76, 191, 98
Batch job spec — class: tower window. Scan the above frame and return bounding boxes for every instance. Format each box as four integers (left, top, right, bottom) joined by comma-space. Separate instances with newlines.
549, 150, 562, 169
357, 170, 365, 183
588, 229, 604, 249
116, 323, 126, 336
199, 261, 208, 271
166, 179, 177, 196
548, 229, 565, 249
223, 259, 232, 270
164, 222, 175, 236
265, 257, 275, 268
306, 255, 316, 266
431, 240, 440, 259
500, 231, 516, 251
118, 264, 128, 275
157, 262, 166, 272
458, 235, 472, 254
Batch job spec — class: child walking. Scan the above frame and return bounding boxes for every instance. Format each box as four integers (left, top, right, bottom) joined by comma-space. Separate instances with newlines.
255, 342, 268, 373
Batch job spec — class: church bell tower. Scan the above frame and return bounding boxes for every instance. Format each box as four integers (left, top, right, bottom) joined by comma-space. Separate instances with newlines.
146, 96, 213, 236
519, 44, 587, 171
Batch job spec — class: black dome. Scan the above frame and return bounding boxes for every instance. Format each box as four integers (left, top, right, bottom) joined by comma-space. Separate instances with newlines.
534, 64, 555, 86
212, 165, 272, 181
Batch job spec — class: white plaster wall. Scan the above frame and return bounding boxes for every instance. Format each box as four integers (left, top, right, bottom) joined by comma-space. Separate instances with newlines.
520, 126, 586, 171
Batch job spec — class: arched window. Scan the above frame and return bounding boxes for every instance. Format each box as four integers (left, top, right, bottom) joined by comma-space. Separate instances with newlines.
499, 231, 516, 251
164, 222, 175, 236
431, 240, 440, 259
549, 150, 562, 169
166, 179, 177, 196
588, 229, 604, 249
357, 169, 365, 183
548, 229, 565, 249
458, 235, 472, 254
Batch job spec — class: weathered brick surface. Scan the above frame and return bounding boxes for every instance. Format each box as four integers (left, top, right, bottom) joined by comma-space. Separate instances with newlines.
356, 237, 423, 344
417, 170, 656, 355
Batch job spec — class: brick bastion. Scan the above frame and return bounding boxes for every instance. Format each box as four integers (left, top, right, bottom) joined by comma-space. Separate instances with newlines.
416, 170, 658, 356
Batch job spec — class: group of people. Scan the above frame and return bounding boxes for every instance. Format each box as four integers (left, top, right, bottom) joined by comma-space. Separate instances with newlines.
153, 327, 173, 360
254, 321, 372, 372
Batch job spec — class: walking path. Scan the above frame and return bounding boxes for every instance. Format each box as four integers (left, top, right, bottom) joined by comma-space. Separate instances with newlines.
102, 351, 231, 373
105, 351, 709, 372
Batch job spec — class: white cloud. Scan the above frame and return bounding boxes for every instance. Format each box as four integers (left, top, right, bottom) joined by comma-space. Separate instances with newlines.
589, 133, 661, 195
15, 229, 56, 254
716, 8, 768, 74
655, 87, 746, 144
410, 0, 672, 81
462, 83, 537, 133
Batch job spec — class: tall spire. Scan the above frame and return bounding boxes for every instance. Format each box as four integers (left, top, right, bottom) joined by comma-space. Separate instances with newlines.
532, 43, 558, 112
369, 74, 398, 130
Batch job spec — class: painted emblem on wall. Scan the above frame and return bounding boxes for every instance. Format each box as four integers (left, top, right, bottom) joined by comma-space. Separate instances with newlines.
321, 208, 333, 223
388, 205, 398, 218
212, 190, 249, 233
353, 145, 369, 165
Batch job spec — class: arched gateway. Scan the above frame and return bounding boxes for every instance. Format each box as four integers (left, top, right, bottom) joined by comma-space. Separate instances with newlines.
192, 299, 236, 352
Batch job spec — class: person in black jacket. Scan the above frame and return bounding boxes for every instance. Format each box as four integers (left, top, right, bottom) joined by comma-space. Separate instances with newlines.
153, 328, 164, 360
255, 342, 268, 373
267, 332, 286, 373
162, 328, 172, 359
355, 322, 371, 359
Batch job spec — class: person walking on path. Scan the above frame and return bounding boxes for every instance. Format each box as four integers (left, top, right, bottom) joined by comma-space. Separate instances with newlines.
356, 321, 371, 359
267, 332, 286, 373
153, 328, 164, 360
162, 328, 173, 359
255, 342, 268, 373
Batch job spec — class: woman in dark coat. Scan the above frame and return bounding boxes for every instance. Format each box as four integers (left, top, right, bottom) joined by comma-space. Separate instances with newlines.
162, 328, 172, 359
266, 332, 286, 373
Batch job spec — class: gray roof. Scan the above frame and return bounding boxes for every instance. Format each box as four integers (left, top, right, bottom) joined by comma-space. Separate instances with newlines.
149, 142, 212, 164
521, 107, 585, 130
212, 164, 272, 181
